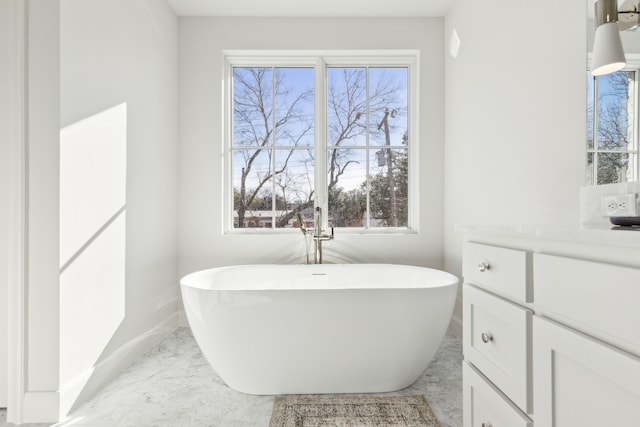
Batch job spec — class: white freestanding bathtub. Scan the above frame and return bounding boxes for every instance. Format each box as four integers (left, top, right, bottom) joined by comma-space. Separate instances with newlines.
180, 264, 458, 395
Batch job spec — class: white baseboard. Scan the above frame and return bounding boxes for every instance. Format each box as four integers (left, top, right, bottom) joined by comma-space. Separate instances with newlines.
22, 391, 59, 423
447, 314, 462, 339
59, 311, 179, 418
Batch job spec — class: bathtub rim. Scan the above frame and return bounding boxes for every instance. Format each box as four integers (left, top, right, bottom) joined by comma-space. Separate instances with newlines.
180, 263, 459, 291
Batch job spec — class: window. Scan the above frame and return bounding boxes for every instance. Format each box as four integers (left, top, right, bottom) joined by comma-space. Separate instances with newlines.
587, 68, 640, 185
225, 51, 417, 231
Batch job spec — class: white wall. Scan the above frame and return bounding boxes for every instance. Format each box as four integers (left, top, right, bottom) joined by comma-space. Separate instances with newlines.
444, 0, 587, 335
59, 0, 179, 416
178, 18, 446, 281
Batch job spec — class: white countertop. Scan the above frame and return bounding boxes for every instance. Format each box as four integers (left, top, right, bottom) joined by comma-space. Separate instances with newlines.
456, 224, 640, 249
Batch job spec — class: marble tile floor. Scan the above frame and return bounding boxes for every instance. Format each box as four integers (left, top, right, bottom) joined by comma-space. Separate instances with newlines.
1, 327, 463, 427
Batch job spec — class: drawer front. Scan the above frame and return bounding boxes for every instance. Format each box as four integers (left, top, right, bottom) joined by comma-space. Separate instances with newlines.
463, 285, 532, 413
463, 363, 532, 427
534, 316, 640, 427
534, 253, 640, 354
463, 242, 530, 302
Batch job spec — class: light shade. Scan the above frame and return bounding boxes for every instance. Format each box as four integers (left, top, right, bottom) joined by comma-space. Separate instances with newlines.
591, 21, 626, 76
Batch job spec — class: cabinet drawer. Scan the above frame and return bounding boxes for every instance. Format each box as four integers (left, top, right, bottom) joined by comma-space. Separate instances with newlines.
534, 316, 640, 427
463, 242, 530, 302
463, 285, 532, 413
463, 363, 532, 427
534, 253, 640, 354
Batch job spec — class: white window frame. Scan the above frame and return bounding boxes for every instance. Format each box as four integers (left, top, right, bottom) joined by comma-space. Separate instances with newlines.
587, 54, 640, 185
222, 50, 420, 234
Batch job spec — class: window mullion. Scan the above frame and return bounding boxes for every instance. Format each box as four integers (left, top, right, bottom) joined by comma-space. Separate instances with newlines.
629, 69, 640, 181
365, 67, 371, 229
593, 75, 599, 184
315, 57, 328, 226
226, 61, 234, 229
271, 67, 277, 229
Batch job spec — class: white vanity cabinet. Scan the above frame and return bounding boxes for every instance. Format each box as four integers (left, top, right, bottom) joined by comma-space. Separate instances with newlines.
462, 232, 640, 427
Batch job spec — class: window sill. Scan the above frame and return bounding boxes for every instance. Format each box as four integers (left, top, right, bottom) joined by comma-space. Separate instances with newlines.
223, 227, 418, 236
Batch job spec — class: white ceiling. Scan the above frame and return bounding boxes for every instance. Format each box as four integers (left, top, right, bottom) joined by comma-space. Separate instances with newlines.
165, 0, 457, 17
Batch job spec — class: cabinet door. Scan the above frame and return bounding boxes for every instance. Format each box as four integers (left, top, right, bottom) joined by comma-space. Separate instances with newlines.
464, 363, 532, 427
533, 316, 640, 427
464, 285, 532, 413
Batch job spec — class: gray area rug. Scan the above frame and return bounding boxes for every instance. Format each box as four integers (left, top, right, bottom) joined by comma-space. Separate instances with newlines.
269, 394, 441, 427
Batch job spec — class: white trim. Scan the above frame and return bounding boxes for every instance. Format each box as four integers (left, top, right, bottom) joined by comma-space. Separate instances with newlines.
222, 49, 419, 66
314, 55, 328, 223
6, 0, 27, 423
222, 54, 233, 233
22, 392, 59, 424
587, 53, 640, 185
222, 50, 420, 234
448, 314, 462, 339
408, 51, 420, 233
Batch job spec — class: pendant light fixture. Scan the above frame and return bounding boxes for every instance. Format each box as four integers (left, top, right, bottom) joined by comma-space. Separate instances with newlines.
592, 0, 626, 76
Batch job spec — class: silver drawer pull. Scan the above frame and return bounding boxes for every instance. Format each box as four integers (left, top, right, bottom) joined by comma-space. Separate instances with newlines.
481, 332, 494, 343
482, 423, 492, 427
478, 262, 490, 272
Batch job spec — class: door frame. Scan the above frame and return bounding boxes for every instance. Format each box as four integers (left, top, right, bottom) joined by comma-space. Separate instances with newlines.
5, 0, 27, 422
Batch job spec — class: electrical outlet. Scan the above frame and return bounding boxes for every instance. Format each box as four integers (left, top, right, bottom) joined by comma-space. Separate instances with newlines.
603, 193, 638, 217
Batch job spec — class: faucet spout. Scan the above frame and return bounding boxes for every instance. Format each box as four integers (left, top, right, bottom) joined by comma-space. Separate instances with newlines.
297, 207, 334, 264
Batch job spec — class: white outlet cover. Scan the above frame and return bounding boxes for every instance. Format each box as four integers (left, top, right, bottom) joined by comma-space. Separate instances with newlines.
603, 193, 638, 216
